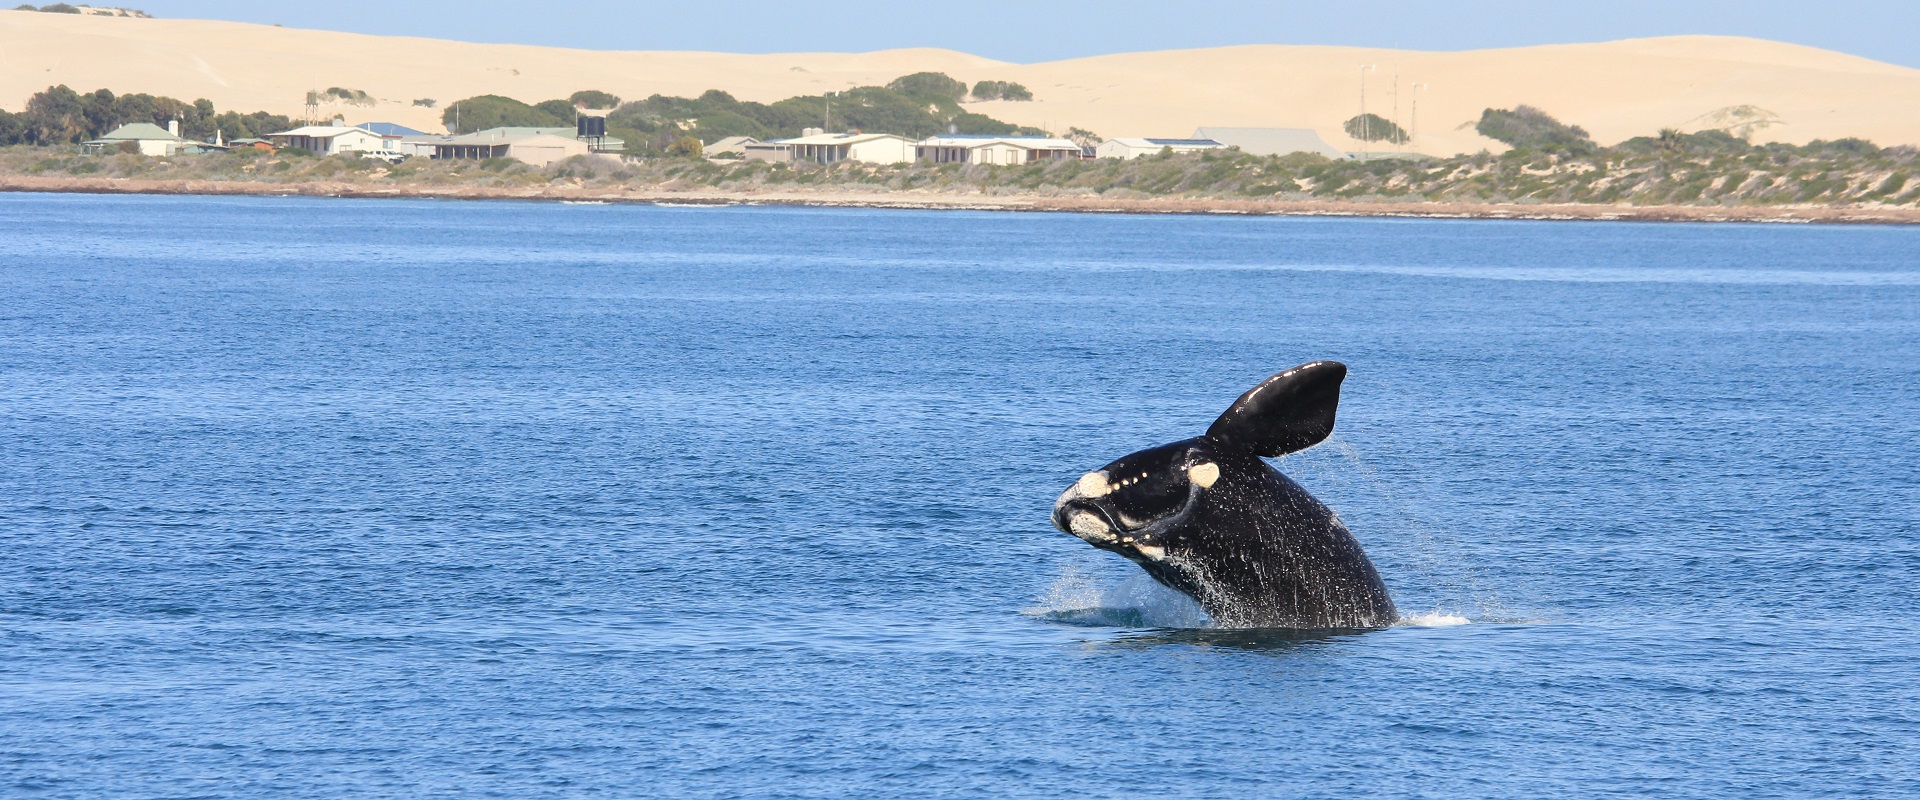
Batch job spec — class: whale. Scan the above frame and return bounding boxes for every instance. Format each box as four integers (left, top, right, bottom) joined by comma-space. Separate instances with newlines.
1049, 361, 1396, 629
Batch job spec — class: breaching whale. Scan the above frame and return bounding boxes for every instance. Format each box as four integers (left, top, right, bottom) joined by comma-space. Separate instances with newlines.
1049, 361, 1396, 629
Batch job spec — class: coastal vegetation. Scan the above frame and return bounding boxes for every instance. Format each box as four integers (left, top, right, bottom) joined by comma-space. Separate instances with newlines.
1475, 106, 1597, 156
11, 3, 149, 15
1343, 113, 1408, 144
969, 81, 1033, 102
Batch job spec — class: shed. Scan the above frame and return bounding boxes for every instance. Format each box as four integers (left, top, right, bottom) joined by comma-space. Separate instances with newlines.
705, 136, 760, 158
1095, 137, 1225, 159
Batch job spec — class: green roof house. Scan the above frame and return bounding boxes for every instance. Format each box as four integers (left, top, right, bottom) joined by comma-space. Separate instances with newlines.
81, 122, 184, 156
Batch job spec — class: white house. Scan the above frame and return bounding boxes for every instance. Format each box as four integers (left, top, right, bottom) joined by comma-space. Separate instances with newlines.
780, 132, 916, 165
915, 135, 1082, 165
79, 122, 183, 156
1189, 127, 1346, 159
431, 129, 590, 166
266, 125, 394, 156
1095, 137, 1226, 159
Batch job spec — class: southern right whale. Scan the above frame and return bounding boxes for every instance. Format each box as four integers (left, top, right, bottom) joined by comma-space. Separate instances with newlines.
1049, 361, 1396, 628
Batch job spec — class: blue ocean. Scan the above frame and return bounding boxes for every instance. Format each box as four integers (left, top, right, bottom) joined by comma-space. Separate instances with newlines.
3, 193, 1917, 798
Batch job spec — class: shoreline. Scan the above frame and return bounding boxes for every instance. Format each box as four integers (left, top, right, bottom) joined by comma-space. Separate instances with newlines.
5, 175, 1920, 225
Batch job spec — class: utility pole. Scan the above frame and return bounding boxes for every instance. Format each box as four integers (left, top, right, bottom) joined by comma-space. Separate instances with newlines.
824, 92, 832, 132
1390, 65, 1405, 154
1358, 64, 1376, 162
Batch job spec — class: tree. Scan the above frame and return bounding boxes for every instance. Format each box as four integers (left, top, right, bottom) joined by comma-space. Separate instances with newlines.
568, 90, 620, 109
442, 95, 565, 133
667, 135, 703, 158
23, 84, 88, 144
1475, 106, 1595, 155
1343, 113, 1408, 144
970, 80, 1032, 102
534, 99, 577, 121
886, 72, 967, 102
0, 109, 23, 145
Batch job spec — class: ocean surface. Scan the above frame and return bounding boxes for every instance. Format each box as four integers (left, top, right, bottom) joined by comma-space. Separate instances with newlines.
3, 193, 1917, 798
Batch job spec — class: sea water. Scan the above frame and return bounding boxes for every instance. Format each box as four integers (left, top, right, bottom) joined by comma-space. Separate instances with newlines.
2, 193, 1917, 798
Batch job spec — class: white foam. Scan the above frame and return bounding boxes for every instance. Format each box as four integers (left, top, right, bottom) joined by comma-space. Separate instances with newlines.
1025, 566, 1211, 629
1396, 611, 1472, 627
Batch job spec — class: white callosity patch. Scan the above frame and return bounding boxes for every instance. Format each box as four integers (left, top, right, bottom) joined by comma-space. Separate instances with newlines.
1134, 544, 1167, 561
1068, 511, 1116, 543
1075, 471, 1113, 498
1188, 461, 1220, 489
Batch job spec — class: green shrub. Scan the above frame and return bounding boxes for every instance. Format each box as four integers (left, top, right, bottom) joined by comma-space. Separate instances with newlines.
1343, 113, 1408, 144
970, 81, 1033, 102
886, 72, 966, 102
1476, 106, 1595, 156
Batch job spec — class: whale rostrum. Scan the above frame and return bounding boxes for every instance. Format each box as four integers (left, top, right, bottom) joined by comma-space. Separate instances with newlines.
1050, 361, 1396, 629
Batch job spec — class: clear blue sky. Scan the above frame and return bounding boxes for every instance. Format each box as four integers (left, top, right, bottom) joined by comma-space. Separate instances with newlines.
136, 0, 1920, 68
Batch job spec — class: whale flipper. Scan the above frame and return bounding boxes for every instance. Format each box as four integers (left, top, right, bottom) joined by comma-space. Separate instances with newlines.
1205, 361, 1347, 458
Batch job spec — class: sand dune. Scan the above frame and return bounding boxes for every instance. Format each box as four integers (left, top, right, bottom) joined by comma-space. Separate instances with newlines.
4, 11, 1919, 153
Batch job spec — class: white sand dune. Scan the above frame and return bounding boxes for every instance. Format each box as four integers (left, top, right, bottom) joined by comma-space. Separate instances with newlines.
4, 11, 1918, 153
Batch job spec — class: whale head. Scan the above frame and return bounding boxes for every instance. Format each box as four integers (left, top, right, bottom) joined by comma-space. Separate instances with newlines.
1050, 360, 1348, 567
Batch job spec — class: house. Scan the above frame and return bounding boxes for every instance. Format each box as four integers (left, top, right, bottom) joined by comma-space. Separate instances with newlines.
79, 122, 182, 156
743, 141, 795, 162
266, 125, 394, 156
780, 132, 916, 165
431, 129, 590, 166
228, 138, 278, 153
1189, 127, 1346, 159
915, 135, 1082, 166
704, 136, 760, 158
356, 122, 428, 137
1095, 137, 1225, 159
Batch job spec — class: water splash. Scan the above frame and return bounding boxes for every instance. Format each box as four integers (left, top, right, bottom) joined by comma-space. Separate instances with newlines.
1281, 435, 1522, 623
1025, 565, 1211, 629
1396, 611, 1472, 627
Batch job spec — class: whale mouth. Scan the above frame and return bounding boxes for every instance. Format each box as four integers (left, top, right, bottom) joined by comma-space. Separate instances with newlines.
1054, 499, 1121, 538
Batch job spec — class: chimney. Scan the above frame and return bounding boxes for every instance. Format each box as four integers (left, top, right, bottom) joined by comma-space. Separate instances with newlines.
802, 127, 823, 137
167, 119, 179, 137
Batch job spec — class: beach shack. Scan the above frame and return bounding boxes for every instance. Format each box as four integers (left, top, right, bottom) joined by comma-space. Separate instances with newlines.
779, 132, 916, 165
431, 128, 591, 166
914, 135, 1082, 165
79, 122, 183, 156
266, 125, 393, 156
